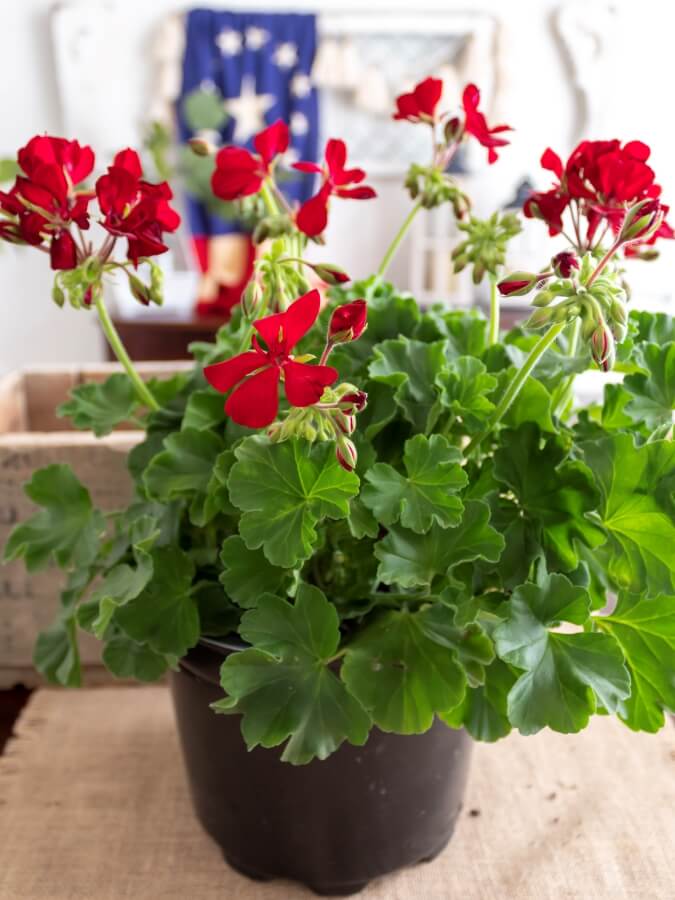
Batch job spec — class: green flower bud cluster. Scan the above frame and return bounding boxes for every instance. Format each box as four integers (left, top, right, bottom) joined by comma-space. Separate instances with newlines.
256, 240, 310, 313
252, 213, 293, 245
452, 212, 522, 284
52, 256, 105, 309
404, 163, 470, 215
267, 382, 366, 459
524, 253, 628, 370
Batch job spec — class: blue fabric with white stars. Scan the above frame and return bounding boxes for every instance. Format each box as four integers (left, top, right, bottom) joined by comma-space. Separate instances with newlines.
178, 9, 319, 237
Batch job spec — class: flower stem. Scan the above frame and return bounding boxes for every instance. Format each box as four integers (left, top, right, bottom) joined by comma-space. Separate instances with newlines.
94, 292, 159, 411
551, 317, 581, 417
377, 200, 422, 279
465, 321, 566, 455
488, 273, 499, 345
587, 239, 622, 287
260, 181, 279, 217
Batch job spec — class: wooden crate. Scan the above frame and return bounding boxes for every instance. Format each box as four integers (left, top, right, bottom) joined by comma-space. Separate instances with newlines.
0, 363, 189, 687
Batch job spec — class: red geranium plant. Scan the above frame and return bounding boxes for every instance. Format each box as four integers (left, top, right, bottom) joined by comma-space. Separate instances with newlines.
3, 76, 675, 778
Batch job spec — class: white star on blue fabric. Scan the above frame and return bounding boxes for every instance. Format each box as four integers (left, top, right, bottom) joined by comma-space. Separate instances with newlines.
290, 111, 309, 136
223, 75, 275, 143
216, 29, 243, 56
290, 72, 313, 99
245, 26, 270, 51
273, 42, 299, 69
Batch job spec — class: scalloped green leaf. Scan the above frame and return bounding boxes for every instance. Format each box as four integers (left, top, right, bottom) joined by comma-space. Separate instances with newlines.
219, 536, 291, 608
494, 575, 630, 734
227, 437, 359, 568
369, 337, 447, 432
57, 373, 138, 436
362, 434, 466, 533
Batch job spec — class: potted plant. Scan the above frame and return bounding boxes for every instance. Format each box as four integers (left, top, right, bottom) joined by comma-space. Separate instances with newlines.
2, 78, 674, 897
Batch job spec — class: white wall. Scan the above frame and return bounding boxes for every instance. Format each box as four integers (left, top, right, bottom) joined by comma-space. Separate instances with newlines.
0, 0, 673, 374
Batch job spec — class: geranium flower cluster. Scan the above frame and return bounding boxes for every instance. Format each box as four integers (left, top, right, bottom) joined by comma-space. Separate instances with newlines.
0, 135, 180, 274
394, 77, 512, 164
524, 140, 674, 258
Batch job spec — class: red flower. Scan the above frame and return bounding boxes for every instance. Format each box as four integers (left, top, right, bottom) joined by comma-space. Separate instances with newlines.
328, 300, 367, 342
393, 77, 444, 124
461, 84, 512, 164
211, 120, 289, 201
0, 135, 95, 269
294, 140, 376, 237
525, 140, 674, 250
204, 289, 338, 428
96, 148, 180, 265
551, 251, 580, 278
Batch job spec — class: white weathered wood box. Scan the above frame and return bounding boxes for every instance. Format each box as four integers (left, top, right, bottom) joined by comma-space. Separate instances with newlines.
0, 363, 188, 687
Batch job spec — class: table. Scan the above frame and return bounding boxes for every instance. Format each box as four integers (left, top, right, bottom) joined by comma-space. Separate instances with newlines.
0, 687, 672, 899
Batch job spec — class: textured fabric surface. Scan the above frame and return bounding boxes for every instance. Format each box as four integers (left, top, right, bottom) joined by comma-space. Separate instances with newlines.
0, 687, 673, 899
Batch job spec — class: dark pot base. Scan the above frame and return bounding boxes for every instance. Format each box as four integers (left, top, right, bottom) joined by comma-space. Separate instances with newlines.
171, 639, 472, 897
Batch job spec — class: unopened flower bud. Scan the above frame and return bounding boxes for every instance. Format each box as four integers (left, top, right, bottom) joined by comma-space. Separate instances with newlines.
334, 410, 356, 435
188, 137, 217, 157
328, 300, 367, 343
498, 271, 540, 297
336, 436, 358, 472
525, 306, 554, 329
338, 390, 368, 414
444, 116, 463, 144
618, 199, 664, 244
312, 263, 350, 285
590, 321, 616, 372
52, 282, 65, 308
241, 280, 262, 318
551, 251, 580, 279
532, 290, 554, 308
129, 274, 152, 305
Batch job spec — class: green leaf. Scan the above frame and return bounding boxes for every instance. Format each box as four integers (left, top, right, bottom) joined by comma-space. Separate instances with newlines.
347, 497, 379, 539
582, 434, 675, 594
630, 309, 675, 345
601, 384, 634, 430
114, 547, 199, 657
181, 389, 226, 431
494, 425, 604, 571
437, 356, 496, 430
501, 373, 555, 433
182, 87, 228, 131
193, 581, 240, 636
4, 464, 104, 571
369, 338, 446, 432
219, 536, 290, 608
441, 659, 515, 741
143, 428, 225, 500
596, 593, 675, 731
57, 373, 139, 436
362, 434, 466, 533
341, 607, 466, 733
0, 157, 20, 182
494, 574, 630, 734
375, 500, 504, 588
218, 586, 371, 764
623, 342, 675, 430
102, 636, 172, 682
228, 437, 359, 568
33, 614, 81, 687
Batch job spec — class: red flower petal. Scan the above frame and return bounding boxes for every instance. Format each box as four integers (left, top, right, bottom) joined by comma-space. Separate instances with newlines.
50, 230, 77, 270
204, 350, 265, 394
113, 149, 143, 179
211, 147, 262, 200
541, 148, 563, 177
325, 139, 347, 179
283, 360, 338, 407
225, 365, 280, 428
296, 189, 329, 236
335, 186, 377, 200
254, 289, 321, 352
253, 119, 289, 167
292, 161, 323, 174
414, 77, 443, 117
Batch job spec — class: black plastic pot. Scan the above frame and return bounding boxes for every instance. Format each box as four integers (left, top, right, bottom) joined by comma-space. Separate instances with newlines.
170, 637, 472, 897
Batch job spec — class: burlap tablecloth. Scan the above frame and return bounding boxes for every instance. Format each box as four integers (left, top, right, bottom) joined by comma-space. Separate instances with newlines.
0, 687, 672, 900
